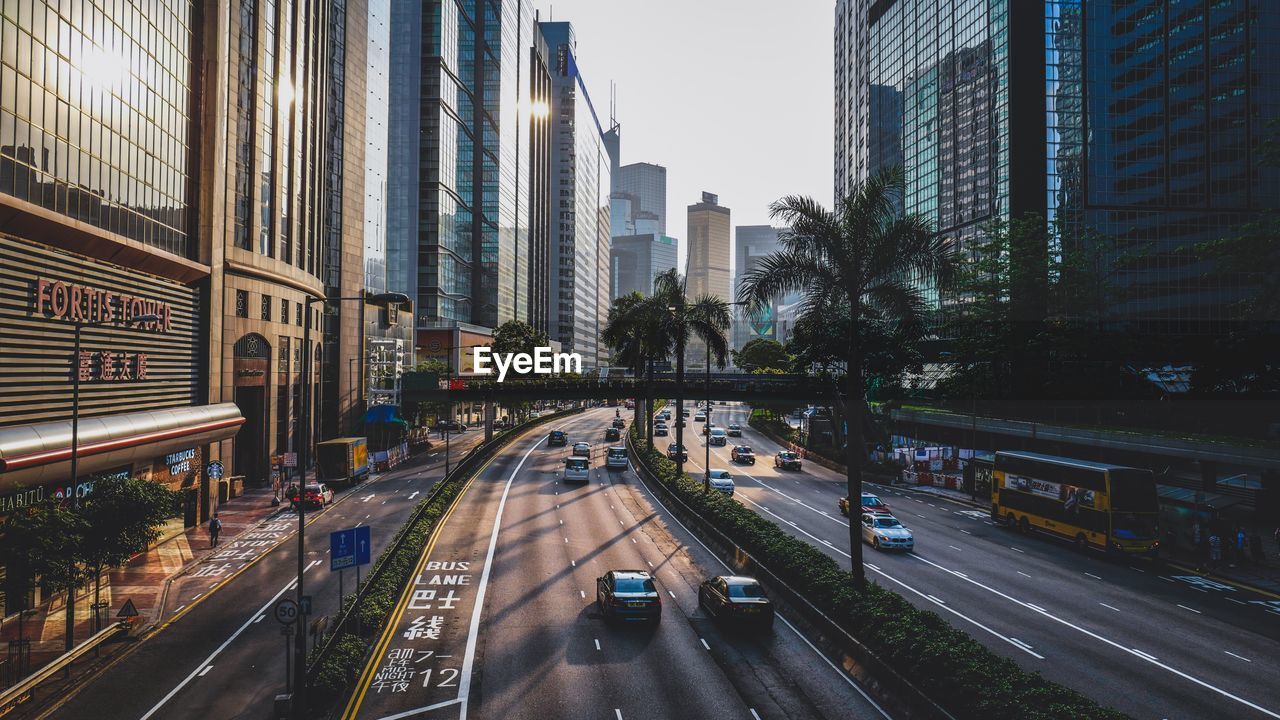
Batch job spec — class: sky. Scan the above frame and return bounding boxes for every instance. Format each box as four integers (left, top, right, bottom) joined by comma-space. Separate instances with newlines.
535, 0, 835, 268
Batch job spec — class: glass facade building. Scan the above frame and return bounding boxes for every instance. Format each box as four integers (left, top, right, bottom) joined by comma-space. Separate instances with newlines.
616, 162, 667, 235
610, 233, 677, 300
0, 0, 195, 257
836, 0, 1280, 335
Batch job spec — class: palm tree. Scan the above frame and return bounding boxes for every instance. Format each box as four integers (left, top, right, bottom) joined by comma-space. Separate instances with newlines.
737, 166, 956, 584
603, 291, 661, 440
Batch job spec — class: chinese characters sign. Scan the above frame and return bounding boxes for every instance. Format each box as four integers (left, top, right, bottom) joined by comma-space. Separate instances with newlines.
77, 350, 149, 382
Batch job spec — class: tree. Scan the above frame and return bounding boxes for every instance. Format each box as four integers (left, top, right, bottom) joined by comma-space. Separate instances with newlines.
732, 338, 790, 372
0, 498, 87, 611
78, 476, 180, 629
738, 167, 955, 584
491, 320, 550, 359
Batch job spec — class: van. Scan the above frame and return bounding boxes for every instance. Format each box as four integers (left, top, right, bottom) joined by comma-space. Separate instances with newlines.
606, 446, 628, 470
564, 456, 590, 483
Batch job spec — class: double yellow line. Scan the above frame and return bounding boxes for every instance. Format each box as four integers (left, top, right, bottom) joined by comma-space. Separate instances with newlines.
339, 447, 507, 719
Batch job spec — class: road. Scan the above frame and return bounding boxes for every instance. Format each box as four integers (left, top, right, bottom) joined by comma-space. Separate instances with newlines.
343, 407, 885, 720
45, 431, 486, 720
681, 402, 1280, 720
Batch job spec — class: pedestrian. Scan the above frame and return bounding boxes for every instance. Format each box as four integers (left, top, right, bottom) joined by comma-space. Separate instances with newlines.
1251, 531, 1265, 566
209, 513, 223, 548
1208, 533, 1222, 571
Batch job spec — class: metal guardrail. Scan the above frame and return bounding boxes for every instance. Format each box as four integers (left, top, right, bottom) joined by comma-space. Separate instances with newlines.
306, 406, 585, 679
0, 621, 126, 712
624, 432, 955, 720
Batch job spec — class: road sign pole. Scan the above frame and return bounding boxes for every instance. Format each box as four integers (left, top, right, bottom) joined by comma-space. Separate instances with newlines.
339, 569, 344, 611
355, 564, 362, 635
283, 625, 293, 694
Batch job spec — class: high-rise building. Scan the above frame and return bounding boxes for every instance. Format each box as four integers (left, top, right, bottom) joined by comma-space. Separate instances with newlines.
835, 0, 1280, 336
686, 192, 731, 368
611, 234, 679, 300
387, 0, 539, 337
617, 163, 668, 235
733, 225, 794, 351
526, 26, 554, 337
540, 21, 612, 368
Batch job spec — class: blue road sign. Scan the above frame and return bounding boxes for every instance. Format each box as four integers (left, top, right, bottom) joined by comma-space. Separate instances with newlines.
330, 528, 356, 571
331, 526, 373, 571
354, 525, 372, 567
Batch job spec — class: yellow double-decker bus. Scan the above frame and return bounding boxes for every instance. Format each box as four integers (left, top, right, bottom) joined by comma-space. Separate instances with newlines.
991, 451, 1160, 556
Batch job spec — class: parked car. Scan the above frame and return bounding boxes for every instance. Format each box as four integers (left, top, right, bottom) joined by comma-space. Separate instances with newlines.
774, 451, 802, 470
839, 493, 891, 517
605, 427, 622, 442
730, 445, 756, 464
572, 442, 592, 457
291, 482, 333, 508
698, 575, 774, 628
667, 443, 688, 462
726, 424, 743, 437
564, 456, 590, 483
549, 430, 568, 446
597, 570, 662, 622
606, 446, 628, 470
707, 469, 735, 495
860, 513, 914, 551
708, 428, 728, 446
434, 420, 467, 433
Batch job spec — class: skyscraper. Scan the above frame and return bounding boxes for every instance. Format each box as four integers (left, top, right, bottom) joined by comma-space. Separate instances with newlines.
835, 0, 1280, 336
540, 21, 612, 368
617, 163, 668, 235
686, 193, 731, 368
611, 234, 679, 300
733, 225, 790, 351
387, 0, 538, 336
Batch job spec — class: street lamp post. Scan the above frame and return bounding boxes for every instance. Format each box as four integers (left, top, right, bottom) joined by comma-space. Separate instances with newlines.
65, 312, 159, 652
293, 291, 408, 717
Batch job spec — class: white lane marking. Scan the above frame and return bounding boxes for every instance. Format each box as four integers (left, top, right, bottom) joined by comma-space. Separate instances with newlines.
360, 494, 375, 502
948, 545, 962, 551
408, 491, 419, 500
1017, 571, 1032, 578
1009, 638, 1035, 652
1099, 603, 1121, 612
630, 464, 892, 719
580, 591, 586, 599
456, 436, 543, 720
751, 710, 762, 720
1129, 566, 1145, 573
620, 520, 625, 526
1225, 651, 1252, 663
1084, 572, 1101, 580
1177, 604, 1202, 614
960, 529, 972, 535
1010, 547, 1024, 553
631, 538, 637, 544
193, 593, 203, 601
253, 614, 265, 623
564, 538, 568, 543
559, 520, 564, 525
140, 577, 299, 720
1025, 603, 1045, 613
668, 590, 676, 599
647, 561, 654, 568
700, 638, 711, 650
1226, 598, 1247, 605
926, 595, 946, 605
907, 553, 1280, 718
198, 665, 213, 677
595, 638, 602, 651
571, 560, 576, 567
915, 514, 927, 519
173, 605, 185, 613
615, 710, 624, 720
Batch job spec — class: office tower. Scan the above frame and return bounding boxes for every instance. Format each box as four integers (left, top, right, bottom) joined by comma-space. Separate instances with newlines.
686, 193, 732, 368
527, 27, 554, 336
617, 163, 668, 235
611, 234, 680, 300
387, 0, 538, 334
733, 225, 793, 351
540, 21, 612, 368
835, 0, 1280, 335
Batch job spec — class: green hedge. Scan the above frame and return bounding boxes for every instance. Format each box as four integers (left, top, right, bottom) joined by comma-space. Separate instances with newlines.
747, 408, 798, 443
628, 424, 1127, 720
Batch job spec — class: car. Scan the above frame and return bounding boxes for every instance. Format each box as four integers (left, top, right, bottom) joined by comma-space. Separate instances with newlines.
730, 445, 756, 464
654, 420, 668, 429
774, 451, 802, 470
694, 412, 707, 422
572, 442, 592, 457
564, 456, 590, 483
707, 469, 735, 495
698, 575, 774, 628
839, 493, 891, 516
659, 411, 672, 421
434, 420, 467, 433
667, 443, 688, 462
726, 424, 743, 437
701, 422, 717, 436
708, 428, 728, 446
606, 446, 628, 470
612, 417, 626, 429
860, 513, 914, 551
624, 399, 635, 409
605, 427, 621, 442
682, 409, 690, 418
654, 425, 669, 437
597, 569, 661, 622
549, 430, 568, 446
290, 482, 334, 508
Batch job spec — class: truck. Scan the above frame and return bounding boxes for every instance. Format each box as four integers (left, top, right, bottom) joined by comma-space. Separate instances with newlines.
315, 437, 371, 487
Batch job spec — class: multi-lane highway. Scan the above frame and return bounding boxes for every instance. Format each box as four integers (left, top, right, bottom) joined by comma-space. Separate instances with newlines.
43, 432, 485, 720
343, 407, 884, 720
682, 403, 1280, 720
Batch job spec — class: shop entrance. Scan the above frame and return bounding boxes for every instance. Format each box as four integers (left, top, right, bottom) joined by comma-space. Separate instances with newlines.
233, 334, 271, 485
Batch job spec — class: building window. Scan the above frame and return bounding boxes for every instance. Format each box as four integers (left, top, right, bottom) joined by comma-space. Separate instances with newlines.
236, 290, 249, 318
261, 294, 272, 321
296, 303, 303, 326
282, 298, 290, 323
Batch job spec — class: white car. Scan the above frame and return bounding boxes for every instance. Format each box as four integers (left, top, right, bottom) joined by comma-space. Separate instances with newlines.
606, 446, 628, 470
707, 469, 735, 496
708, 428, 728, 446
860, 513, 914, 551
564, 456, 590, 483
572, 442, 592, 457
726, 424, 743, 437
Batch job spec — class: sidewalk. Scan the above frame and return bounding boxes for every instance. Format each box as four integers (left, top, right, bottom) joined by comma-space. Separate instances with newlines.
0, 487, 285, 687
886, 480, 1280, 597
